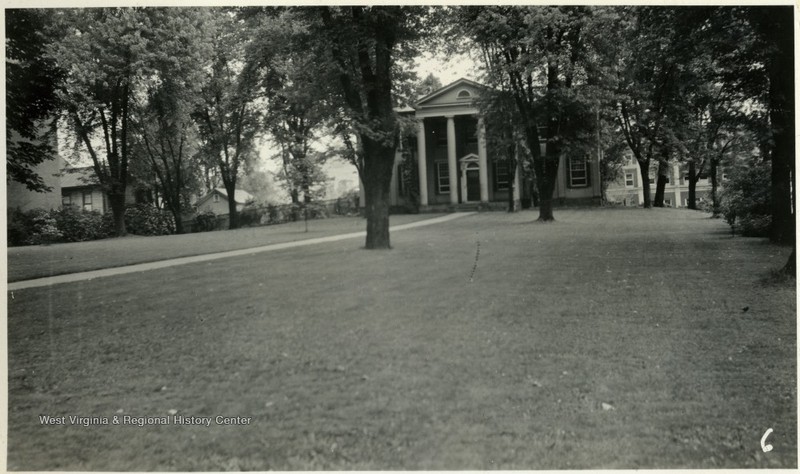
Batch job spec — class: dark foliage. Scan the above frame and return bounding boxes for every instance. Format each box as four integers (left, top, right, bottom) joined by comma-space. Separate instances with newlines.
6, 9, 63, 192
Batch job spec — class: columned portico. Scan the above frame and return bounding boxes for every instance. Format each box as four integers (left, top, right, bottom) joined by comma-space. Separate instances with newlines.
392, 77, 602, 211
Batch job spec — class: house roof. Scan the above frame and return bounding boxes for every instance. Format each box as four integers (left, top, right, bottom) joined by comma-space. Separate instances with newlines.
414, 78, 487, 108
60, 166, 100, 189
216, 187, 254, 204
196, 187, 254, 206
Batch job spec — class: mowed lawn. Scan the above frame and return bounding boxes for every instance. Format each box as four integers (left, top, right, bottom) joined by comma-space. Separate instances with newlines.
6, 208, 796, 470
6, 213, 441, 282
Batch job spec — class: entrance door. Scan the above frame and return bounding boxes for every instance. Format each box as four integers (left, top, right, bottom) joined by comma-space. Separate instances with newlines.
466, 169, 480, 202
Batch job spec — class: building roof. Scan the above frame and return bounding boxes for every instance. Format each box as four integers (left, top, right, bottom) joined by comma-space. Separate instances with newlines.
60, 166, 100, 189
414, 77, 487, 108
196, 187, 254, 206
216, 187, 254, 204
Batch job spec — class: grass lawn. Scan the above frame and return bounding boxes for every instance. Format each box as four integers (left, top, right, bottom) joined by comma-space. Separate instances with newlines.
6, 208, 796, 469
6, 213, 442, 282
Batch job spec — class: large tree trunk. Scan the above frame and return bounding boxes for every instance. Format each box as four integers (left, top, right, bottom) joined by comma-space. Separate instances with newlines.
173, 212, 184, 234
687, 161, 697, 209
710, 158, 720, 217
361, 137, 394, 249
108, 191, 127, 237
653, 158, 668, 207
782, 246, 796, 276
225, 183, 239, 230
653, 175, 667, 207
764, 10, 795, 245
637, 158, 652, 208
534, 159, 558, 221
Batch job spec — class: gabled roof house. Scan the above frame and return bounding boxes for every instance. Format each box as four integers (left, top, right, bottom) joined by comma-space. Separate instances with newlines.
195, 188, 254, 215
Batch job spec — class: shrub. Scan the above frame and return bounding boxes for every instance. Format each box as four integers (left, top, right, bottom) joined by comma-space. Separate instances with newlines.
25, 209, 62, 245
306, 202, 328, 219
266, 204, 283, 224
238, 207, 262, 228
193, 211, 217, 232
720, 159, 771, 237
738, 214, 772, 237
7, 208, 33, 246
53, 207, 110, 242
124, 203, 175, 236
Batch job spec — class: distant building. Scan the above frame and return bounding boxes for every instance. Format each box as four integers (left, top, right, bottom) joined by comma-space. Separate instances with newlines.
6, 121, 63, 211
6, 156, 63, 211
194, 188, 254, 215
60, 165, 106, 213
605, 153, 714, 207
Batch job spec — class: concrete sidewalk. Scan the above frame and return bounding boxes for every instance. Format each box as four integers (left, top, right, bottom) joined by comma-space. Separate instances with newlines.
8, 212, 474, 291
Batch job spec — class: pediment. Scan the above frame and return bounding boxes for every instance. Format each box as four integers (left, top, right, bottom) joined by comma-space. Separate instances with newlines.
415, 78, 485, 108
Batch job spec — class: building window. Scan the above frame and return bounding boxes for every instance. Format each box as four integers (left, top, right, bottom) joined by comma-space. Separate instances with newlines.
625, 172, 635, 187
436, 162, 450, 194
82, 191, 93, 211
568, 157, 589, 188
457, 89, 472, 100
213, 193, 220, 203
495, 162, 510, 191
62, 195, 72, 207
431, 121, 448, 147
464, 119, 478, 144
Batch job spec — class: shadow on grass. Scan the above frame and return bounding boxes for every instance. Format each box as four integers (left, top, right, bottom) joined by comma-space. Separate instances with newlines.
758, 268, 797, 287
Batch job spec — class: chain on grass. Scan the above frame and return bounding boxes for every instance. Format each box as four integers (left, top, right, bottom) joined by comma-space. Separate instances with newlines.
469, 239, 480, 283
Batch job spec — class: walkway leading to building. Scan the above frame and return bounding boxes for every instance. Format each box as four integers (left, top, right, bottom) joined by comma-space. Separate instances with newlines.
8, 212, 475, 291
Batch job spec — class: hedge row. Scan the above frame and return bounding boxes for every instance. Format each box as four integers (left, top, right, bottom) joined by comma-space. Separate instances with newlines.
8, 204, 175, 246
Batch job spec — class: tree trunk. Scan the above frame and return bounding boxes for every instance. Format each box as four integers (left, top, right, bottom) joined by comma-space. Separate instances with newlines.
108, 192, 127, 236
653, 158, 668, 207
507, 154, 517, 213
766, 11, 795, 245
710, 158, 720, 217
174, 214, 184, 234
637, 158, 652, 208
225, 184, 239, 230
654, 175, 667, 207
687, 161, 697, 209
361, 137, 394, 249
169, 200, 184, 234
533, 155, 558, 221
782, 245, 795, 276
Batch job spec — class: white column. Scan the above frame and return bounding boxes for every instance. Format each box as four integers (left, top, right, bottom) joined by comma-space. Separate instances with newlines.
672, 163, 681, 207
416, 119, 428, 206
478, 117, 489, 202
446, 115, 458, 204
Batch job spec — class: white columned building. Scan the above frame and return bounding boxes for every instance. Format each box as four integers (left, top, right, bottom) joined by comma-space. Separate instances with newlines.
395, 78, 602, 210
